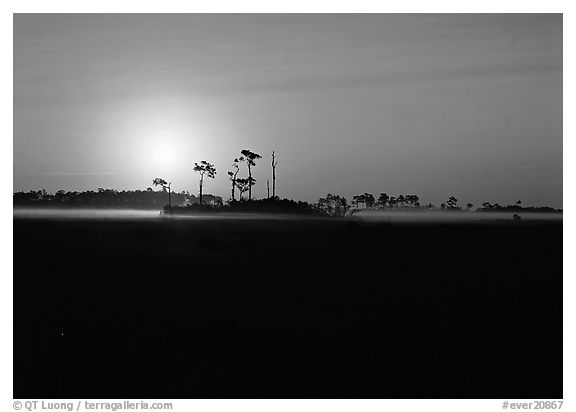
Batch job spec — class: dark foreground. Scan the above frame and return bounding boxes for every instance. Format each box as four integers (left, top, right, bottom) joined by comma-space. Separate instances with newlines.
14, 215, 562, 398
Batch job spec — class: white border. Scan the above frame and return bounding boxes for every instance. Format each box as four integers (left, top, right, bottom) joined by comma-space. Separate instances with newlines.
3, 2, 572, 411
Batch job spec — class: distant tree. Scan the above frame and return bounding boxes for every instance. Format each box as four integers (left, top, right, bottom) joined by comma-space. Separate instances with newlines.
193, 161, 217, 205
388, 196, 397, 208
440, 203, 446, 210
351, 193, 374, 209
53, 189, 68, 204
239, 149, 262, 200
364, 193, 375, 208
404, 194, 413, 207
447, 196, 459, 209
317, 196, 334, 215
352, 195, 365, 210
352, 195, 359, 209
406, 194, 420, 207
317, 194, 348, 216
153, 178, 172, 214
335, 195, 350, 216
227, 162, 240, 201
466, 203, 474, 211
235, 177, 255, 201
377, 193, 389, 208
397, 195, 406, 207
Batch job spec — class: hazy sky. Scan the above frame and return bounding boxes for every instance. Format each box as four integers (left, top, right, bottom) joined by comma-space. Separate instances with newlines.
14, 14, 562, 207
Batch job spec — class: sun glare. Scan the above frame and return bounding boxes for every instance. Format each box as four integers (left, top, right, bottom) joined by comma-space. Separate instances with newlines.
141, 132, 186, 174
155, 143, 173, 165
107, 96, 228, 183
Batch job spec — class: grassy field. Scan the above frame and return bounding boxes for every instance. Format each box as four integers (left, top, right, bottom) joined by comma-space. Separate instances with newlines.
13, 215, 562, 398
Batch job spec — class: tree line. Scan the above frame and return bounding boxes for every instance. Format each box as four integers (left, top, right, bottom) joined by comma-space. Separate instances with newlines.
14, 146, 560, 215
13, 187, 560, 216
12, 188, 222, 209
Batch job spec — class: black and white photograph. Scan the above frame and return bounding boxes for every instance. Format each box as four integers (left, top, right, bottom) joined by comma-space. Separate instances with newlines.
8, 6, 569, 408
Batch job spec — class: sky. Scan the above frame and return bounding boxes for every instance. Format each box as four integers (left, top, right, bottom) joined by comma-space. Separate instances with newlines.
13, 14, 562, 207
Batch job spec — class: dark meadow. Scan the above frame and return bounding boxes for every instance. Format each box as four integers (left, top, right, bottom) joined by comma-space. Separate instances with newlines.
14, 212, 562, 398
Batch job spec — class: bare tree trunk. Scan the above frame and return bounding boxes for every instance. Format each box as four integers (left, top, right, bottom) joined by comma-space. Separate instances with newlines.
231, 178, 235, 201
267, 180, 270, 199
199, 175, 203, 205
272, 151, 277, 198
248, 165, 252, 200
168, 184, 172, 214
